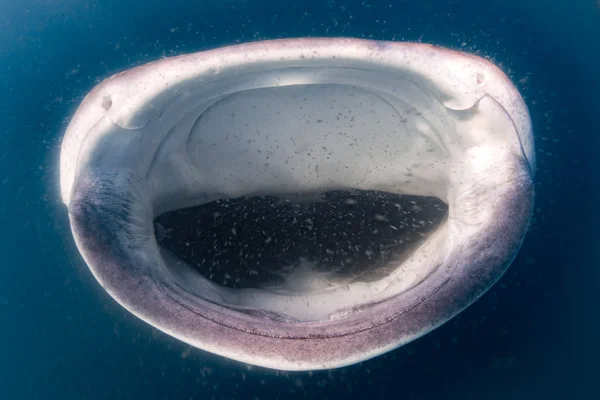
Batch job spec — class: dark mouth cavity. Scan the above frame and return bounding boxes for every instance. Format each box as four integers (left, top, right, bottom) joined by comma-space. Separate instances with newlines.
154, 189, 448, 291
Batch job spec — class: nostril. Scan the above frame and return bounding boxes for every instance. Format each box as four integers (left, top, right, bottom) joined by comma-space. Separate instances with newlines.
476, 73, 487, 87
102, 95, 113, 110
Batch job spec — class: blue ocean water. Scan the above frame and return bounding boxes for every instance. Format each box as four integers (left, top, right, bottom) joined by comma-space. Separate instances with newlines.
0, 0, 598, 398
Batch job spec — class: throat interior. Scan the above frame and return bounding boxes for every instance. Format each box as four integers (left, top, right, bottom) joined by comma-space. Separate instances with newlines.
154, 189, 447, 293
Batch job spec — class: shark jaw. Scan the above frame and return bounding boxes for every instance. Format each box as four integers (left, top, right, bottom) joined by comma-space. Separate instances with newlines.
61, 38, 534, 371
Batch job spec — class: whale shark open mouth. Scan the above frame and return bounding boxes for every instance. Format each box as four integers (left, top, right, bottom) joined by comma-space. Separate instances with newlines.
60, 38, 534, 371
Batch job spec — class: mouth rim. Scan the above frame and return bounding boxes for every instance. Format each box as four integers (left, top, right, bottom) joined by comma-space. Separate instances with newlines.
62, 37, 535, 370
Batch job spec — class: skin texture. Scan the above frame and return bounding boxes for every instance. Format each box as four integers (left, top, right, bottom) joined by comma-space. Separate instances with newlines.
61, 38, 534, 371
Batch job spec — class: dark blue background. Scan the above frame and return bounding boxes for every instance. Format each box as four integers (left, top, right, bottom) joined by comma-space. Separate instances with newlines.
1, 0, 598, 398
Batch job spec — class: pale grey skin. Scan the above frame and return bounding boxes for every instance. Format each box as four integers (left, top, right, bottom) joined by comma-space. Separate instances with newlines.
60, 38, 534, 371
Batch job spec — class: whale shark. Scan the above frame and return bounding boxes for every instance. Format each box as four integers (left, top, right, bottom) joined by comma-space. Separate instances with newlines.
60, 38, 534, 371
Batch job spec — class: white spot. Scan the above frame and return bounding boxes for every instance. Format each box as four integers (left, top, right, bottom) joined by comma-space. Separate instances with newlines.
374, 214, 388, 221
